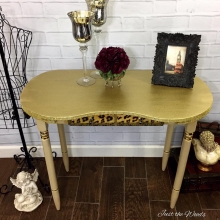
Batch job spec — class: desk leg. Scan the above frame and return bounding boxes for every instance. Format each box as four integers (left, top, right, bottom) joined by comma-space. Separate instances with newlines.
170, 121, 197, 209
57, 124, 69, 172
36, 120, 60, 210
162, 123, 175, 171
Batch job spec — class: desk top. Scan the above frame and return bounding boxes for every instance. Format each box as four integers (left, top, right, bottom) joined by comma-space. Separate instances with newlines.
20, 70, 213, 124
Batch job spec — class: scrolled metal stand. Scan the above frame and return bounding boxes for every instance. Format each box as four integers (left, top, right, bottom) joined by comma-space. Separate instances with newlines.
0, 10, 53, 195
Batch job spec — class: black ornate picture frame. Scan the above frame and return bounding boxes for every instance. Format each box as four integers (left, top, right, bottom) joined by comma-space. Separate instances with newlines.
151, 32, 201, 88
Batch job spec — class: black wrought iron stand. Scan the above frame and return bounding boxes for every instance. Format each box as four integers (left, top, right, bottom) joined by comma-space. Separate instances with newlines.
0, 9, 50, 194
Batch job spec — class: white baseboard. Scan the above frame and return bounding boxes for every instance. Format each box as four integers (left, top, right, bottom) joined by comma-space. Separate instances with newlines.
0, 145, 181, 158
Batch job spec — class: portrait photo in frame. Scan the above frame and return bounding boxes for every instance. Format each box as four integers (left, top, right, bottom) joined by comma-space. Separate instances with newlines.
151, 32, 201, 88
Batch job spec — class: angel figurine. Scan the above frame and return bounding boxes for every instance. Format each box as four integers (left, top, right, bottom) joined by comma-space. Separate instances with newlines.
10, 169, 43, 212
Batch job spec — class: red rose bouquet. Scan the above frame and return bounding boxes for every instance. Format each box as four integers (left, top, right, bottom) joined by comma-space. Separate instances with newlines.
94, 47, 130, 81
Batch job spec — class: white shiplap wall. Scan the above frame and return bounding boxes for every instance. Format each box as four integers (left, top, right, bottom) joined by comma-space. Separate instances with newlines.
0, 0, 219, 157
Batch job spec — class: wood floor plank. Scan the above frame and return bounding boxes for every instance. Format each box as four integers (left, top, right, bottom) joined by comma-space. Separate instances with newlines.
0, 157, 217, 219
72, 203, 99, 220
197, 191, 220, 209
150, 201, 177, 220
76, 158, 103, 203
175, 193, 204, 220
0, 159, 18, 205
19, 198, 50, 220
125, 157, 146, 178
58, 157, 83, 177
0, 159, 18, 186
146, 158, 172, 200
104, 157, 125, 166
125, 178, 150, 220
45, 177, 79, 220
99, 167, 124, 220
32, 157, 62, 197
204, 210, 220, 220
0, 167, 24, 220
167, 157, 176, 186
0, 186, 21, 220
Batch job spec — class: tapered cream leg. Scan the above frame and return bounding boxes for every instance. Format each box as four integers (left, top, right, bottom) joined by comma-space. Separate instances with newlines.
36, 120, 60, 210
170, 121, 197, 209
57, 124, 69, 172
162, 123, 175, 171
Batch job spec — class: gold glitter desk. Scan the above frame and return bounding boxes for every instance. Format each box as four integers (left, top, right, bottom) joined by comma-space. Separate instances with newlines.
20, 70, 213, 210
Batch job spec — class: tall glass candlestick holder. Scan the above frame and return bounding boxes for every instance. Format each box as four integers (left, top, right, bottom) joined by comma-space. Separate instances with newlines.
86, 0, 109, 79
67, 11, 96, 86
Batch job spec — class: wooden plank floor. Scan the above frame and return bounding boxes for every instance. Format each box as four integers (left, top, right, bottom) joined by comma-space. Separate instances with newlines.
0, 157, 219, 220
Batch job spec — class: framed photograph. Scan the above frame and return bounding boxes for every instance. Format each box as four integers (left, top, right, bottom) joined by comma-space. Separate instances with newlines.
151, 32, 201, 88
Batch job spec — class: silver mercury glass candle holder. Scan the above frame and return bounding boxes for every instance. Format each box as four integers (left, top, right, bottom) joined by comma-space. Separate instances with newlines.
67, 10, 96, 86
86, 0, 109, 79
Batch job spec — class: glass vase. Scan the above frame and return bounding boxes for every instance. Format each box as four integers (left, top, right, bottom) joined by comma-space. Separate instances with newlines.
103, 71, 125, 88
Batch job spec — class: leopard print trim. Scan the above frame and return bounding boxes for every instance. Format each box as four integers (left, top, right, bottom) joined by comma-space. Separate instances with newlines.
68, 114, 164, 126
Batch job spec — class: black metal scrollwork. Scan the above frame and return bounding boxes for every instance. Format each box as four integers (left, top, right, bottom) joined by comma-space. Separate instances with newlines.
0, 9, 35, 129
0, 9, 54, 195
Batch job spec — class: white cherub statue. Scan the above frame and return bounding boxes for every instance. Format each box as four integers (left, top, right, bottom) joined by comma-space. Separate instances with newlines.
10, 169, 43, 212
192, 130, 220, 171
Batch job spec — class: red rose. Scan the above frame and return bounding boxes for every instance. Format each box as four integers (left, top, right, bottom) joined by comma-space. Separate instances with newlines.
95, 47, 130, 74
